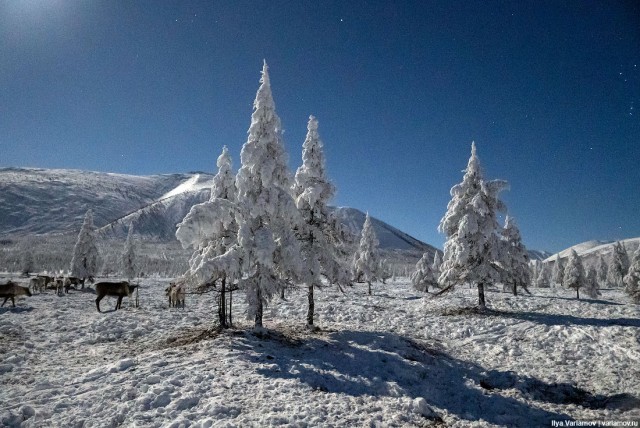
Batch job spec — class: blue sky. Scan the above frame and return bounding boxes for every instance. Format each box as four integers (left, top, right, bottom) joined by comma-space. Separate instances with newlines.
1, 1, 638, 253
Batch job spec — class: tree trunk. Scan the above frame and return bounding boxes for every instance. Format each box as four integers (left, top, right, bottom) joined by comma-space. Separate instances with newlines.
368, 281, 371, 295
477, 283, 486, 308
228, 289, 233, 327
513, 283, 517, 296
255, 288, 263, 328
307, 284, 314, 326
218, 278, 227, 328
576, 288, 580, 300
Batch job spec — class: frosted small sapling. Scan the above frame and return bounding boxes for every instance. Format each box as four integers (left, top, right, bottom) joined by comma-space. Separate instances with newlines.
352, 213, 380, 295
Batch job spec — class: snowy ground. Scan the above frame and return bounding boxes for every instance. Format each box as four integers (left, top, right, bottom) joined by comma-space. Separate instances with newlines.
1, 276, 639, 427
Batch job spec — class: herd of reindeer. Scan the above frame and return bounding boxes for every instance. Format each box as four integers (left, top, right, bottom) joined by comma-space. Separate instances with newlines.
0, 274, 186, 312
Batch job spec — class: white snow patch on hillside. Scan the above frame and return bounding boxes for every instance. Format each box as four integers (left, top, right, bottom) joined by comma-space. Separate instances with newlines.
161, 174, 212, 200
1, 275, 638, 427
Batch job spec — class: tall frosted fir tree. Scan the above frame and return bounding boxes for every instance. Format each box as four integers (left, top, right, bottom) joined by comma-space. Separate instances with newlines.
122, 223, 136, 280
353, 213, 380, 295
438, 142, 508, 308
176, 145, 240, 328
70, 209, 99, 286
499, 216, 531, 296
552, 254, 565, 288
234, 61, 304, 329
293, 116, 350, 327
563, 249, 585, 299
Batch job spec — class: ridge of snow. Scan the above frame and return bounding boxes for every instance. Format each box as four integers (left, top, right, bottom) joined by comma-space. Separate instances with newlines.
544, 238, 640, 262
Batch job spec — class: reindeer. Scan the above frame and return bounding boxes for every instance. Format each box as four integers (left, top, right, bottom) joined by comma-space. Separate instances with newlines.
0, 281, 32, 307
36, 274, 54, 286
165, 282, 185, 308
64, 276, 85, 289
29, 277, 47, 294
94, 281, 138, 312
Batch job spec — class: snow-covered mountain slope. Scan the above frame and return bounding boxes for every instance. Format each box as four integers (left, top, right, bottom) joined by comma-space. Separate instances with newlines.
331, 207, 438, 255
0, 168, 189, 236
528, 249, 553, 261
0, 168, 436, 256
543, 238, 640, 263
97, 174, 214, 240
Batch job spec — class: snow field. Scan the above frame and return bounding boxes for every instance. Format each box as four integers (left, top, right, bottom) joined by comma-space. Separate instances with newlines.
1, 276, 639, 427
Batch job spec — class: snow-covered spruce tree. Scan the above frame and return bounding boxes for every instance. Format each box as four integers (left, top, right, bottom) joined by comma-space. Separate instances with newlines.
176, 145, 240, 328
607, 241, 629, 288
411, 252, 437, 292
438, 142, 508, 309
20, 249, 34, 277
122, 223, 137, 280
536, 263, 551, 288
499, 216, 531, 296
563, 249, 585, 299
353, 213, 380, 295
596, 254, 608, 288
584, 266, 601, 299
379, 259, 392, 284
530, 262, 538, 287
70, 209, 99, 287
432, 251, 442, 280
623, 246, 640, 304
292, 115, 350, 327
551, 254, 565, 288
234, 61, 304, 329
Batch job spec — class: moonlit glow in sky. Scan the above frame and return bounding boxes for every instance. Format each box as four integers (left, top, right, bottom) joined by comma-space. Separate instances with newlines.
0, 1, 638, 253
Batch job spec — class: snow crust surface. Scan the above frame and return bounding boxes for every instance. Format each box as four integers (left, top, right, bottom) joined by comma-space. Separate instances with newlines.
1, 276, 639, 427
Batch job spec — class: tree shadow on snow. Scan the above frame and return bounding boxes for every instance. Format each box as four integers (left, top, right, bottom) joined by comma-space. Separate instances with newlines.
494, 310, 640, 328
229, 329, 633, 426
0, 306, 34, 313
534, 294, 624, 306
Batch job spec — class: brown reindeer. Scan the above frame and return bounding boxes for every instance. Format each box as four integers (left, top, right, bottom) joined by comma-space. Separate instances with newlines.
95, 281, 138, 312
165, 282, 185, 308
0, 281, 32, 307
29, 277, 47, 294
64, 276, 85, 289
